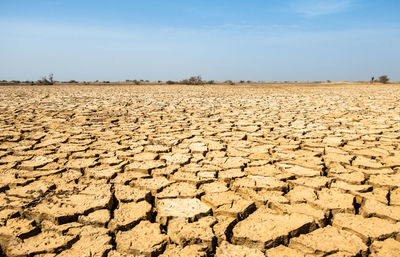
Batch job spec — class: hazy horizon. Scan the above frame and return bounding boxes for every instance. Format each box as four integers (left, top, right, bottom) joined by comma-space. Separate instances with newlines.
1, 0, 399, 82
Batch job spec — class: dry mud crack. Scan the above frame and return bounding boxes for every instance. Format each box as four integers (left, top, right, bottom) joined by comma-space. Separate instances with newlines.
1, 83, 400, 256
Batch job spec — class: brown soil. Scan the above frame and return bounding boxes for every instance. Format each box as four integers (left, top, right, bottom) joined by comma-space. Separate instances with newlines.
0, 83, 400, 256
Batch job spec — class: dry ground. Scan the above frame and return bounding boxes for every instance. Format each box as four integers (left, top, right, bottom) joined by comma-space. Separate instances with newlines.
1, 83, 400, 256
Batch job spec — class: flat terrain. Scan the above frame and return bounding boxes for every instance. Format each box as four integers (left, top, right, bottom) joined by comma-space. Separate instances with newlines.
1, 83, 400, 256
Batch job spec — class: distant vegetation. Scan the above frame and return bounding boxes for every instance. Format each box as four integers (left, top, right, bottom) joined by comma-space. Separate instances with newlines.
166, 76, 214, 85
126, 80, 142, 85
37, 73, 54, 85
378, 75, 389, 84
1, 76, 396, 85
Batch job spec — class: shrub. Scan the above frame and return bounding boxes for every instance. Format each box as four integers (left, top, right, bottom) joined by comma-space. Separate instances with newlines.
379, 75, 389, 84
166, 80, 177, 85
180, 75, 204, 85
240, 80, 245, 83
68, 80, 78, 83
207, 80, 215, 84
37, 73, 54, 85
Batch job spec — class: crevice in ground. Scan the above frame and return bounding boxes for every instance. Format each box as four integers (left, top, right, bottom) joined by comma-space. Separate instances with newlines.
108, 183, 118, 251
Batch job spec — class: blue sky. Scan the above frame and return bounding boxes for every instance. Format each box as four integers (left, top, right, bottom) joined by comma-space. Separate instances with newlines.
1, 0, 399, 81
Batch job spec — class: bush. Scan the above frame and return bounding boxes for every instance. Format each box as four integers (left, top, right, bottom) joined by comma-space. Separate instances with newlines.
181, 75, 204, 85
166, 80, 177, 85
379, 75, 389, 84
207, 80, 215, 84
37, 73, 54, 85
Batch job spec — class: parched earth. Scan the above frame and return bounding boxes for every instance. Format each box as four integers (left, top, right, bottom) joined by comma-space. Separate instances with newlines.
0, 83, 400, 256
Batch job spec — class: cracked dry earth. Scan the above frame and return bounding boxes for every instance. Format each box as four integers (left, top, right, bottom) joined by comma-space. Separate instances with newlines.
0, 84, 400, 257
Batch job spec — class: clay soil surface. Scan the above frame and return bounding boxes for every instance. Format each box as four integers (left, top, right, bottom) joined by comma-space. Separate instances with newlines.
1, 83, 400, 256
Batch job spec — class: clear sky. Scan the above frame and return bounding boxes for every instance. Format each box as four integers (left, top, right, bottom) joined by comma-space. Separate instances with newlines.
1, 0, 399, 81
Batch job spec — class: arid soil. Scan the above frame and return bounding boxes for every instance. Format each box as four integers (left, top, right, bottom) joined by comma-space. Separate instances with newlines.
1, 84, 400, 256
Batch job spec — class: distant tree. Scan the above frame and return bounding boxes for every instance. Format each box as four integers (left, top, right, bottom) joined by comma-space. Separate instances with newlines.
378, 75, 389, 84
166, 80, 177, 85
181, 75, 204, 85
37, 73, 54, 85
48, 73, 54, 84
240, 80, 245, 83
207, 80, 215, 84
